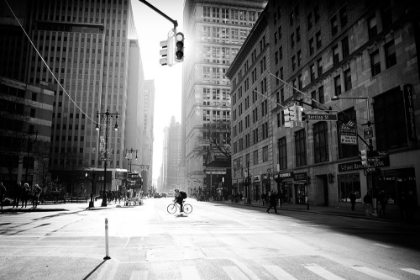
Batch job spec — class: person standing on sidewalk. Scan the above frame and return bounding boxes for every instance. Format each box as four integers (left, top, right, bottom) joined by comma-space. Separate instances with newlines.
13, 182, 22, 208
363, 190, 372, 216
33, 184, 42, 208
266, 191, 278, 214
0, 182, 6, 211
21, 183, 30, 208
378, 190, 387, 216
349, 191, 356, 211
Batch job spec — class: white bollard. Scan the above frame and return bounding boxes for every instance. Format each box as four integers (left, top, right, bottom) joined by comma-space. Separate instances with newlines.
104, 218, 111, 260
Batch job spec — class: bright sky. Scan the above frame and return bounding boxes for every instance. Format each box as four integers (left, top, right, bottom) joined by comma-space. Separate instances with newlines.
131, 0, 185, 182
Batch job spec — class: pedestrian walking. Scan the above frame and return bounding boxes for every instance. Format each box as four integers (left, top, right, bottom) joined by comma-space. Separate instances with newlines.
266, 191, 278, 214
33, 184, 42, 208
378, 190, 387, 216
13, 182, 22, 208
21, 183, 30, 208
349, 191, 356, 211
363, 190, 372, 216
261, 193, 266, 206
0, 182, 6, 211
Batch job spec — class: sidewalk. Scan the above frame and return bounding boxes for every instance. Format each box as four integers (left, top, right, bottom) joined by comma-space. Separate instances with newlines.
0, 199, 131, 213
214, 199, 420, 225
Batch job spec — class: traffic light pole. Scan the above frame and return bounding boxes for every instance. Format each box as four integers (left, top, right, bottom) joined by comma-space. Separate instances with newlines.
138, 0, 178, 30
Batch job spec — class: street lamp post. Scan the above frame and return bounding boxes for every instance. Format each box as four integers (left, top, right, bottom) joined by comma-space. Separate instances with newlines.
86, 170, 96, 208
331, 96, 378, 216
125, 148, 137, 189
96, 109, 119, 207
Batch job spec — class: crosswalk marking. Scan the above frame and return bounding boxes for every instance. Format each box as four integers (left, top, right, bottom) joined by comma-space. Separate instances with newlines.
305, 265, 346, 280
223, 266, 250, 280
130, 271, 148, 280
352, 266, 400, 280
180, 266, 201, 280
400, 268, 420, 276
263, 265, 298, 280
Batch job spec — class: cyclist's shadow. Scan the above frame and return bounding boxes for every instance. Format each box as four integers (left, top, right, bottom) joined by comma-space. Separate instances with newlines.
175, 213, 188, 218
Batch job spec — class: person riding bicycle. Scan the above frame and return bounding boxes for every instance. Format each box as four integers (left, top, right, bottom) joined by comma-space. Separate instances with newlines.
174, 189, 187, 213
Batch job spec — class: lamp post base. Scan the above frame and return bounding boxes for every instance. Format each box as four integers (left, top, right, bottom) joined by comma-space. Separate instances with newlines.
89, 201, 95, 208
101, 193, 107, 207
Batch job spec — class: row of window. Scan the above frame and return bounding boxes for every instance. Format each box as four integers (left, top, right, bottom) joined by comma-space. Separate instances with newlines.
202, 6, 260, 25
232, 120, 269, 153
233, 145, 269, 169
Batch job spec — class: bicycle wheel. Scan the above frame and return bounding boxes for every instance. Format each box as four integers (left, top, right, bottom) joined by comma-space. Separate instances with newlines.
183, 203, 193, 214
167, 203, 177, 214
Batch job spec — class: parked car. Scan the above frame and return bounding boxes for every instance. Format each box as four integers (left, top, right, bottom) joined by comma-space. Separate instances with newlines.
161, 192, 167, 198
153, 193, 161, 198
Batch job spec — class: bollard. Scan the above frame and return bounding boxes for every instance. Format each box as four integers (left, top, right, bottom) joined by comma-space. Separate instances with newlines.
104, 218, 111, 260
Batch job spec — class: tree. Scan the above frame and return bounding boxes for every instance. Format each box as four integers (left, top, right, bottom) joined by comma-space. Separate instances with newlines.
32, 141, 52, 189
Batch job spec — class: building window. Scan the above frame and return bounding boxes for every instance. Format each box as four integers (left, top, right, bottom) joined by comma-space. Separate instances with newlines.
342, 36, 349, 58
374, 87, 408, 150
307, 13, 313, 30
278, 137, 287, 170
381, 3, 392, 30
292, 56, 296, 71
313, 121, 329, 163
337, 109, 358, 159
253, 150, 258, 165
340, 5, 348, 27
262, 122, 269, 139
344, 69, 352, 91
385, 41, 396, 68
30, 108, 36, 117
262, 146, 268, 162
295, 129, 306, 167
334, 75, 341, 96
316, 31, 322, 49
314, 5, 320, 22
310, 64, 315, 81
311, 90, 317, 107
331, 16, 338, 36
291, 33, 295, 48
296, 26, 301, 42
317, 57, 323, 76
338, 174, 361, 203
333, 45, 340, 65
319, 86, 324, 104
371, 50, 381, 77
368, 15, 377, 39
309, 38, 314, 56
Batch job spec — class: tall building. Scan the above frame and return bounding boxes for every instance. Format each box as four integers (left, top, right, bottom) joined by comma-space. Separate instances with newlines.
22, 0, 139, 193
162, 116, 182, 191
226, 5, 272, 202
228, 0, 420, 209
0, 77, 54, 188
182, 0, 267, 195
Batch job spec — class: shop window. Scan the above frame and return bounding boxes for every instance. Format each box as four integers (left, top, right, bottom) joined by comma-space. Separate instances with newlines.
295, 129, 306, 167
378, 168, 417, 205
313, 121, 329, 163
373, 87, 407, 150
338, 174, 361, 202
278, 137, 287, 170
337, 109, 358, 159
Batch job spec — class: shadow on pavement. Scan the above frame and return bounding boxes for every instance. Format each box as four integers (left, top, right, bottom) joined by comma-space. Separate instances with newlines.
82, 259, 108, 280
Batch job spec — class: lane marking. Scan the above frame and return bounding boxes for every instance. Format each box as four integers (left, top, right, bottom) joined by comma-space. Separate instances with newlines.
305, 265, 346, 280
352, 266, 400, 280
223, 266, 251, 280
180, 266, 201, 280
263, 265, 298, 280
129, 271, 148, 280
400, 268, 420, 276
373, 243, 393, 249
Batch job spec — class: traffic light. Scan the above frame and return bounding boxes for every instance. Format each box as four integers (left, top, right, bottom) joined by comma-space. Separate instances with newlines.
295, 106, 304, 122
284, 105, 296, 128
159, 36, 174, 66
174, 32, 184, 62
359, 149, 368, 166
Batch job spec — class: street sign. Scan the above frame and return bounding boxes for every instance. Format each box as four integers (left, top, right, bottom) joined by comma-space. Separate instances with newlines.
340, 124, 357, 145
368, 150, 389, 158
305, 113, 337, 121
364, 127, 373, 139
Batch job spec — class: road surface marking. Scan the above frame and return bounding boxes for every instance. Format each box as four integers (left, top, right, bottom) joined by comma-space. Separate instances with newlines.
305, 265, 346, 280
352, 266, 400, 280
129, 271, 148, 280
223, 266, 251, 280
373, 243, 393, 249
180, 266, 201, 279
400, 268, 420, 276
263, 265, 298, 280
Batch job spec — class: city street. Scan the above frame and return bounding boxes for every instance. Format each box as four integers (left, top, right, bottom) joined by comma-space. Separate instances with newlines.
0, 198, 420, 280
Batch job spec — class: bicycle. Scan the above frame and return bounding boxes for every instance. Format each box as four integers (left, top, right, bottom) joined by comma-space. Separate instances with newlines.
167, 200, 193, 214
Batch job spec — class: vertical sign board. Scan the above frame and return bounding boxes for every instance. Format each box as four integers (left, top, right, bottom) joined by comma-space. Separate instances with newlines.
340, 124, 358, 145
100, 136, 105, 154
403, 84, 417, 141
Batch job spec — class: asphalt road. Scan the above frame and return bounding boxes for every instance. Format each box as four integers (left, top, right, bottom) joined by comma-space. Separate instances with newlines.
0, 198, 419, 280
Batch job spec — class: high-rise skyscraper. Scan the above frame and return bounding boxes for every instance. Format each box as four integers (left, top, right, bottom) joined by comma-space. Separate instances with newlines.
162, 116, 182, 191
23, 0, 139, 193
181, 0, 267, 193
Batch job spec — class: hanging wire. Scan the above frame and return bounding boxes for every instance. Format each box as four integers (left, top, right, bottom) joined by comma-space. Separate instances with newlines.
4, 0, 98, 125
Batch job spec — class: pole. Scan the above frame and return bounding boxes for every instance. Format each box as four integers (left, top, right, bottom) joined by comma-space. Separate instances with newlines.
102, 112, 109, 207
104, 218, 111, 260
138, 0, 178, 29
